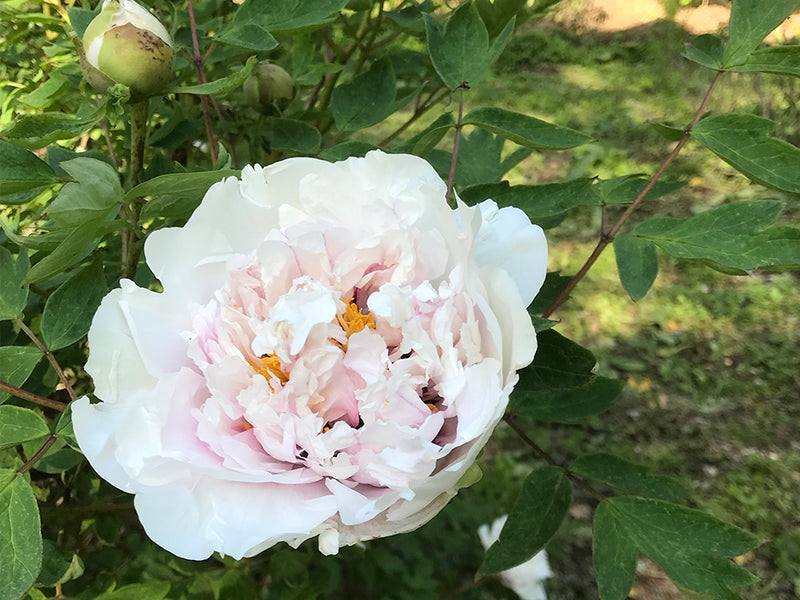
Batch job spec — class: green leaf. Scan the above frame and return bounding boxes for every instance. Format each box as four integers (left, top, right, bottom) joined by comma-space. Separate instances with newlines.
424, 2, 513, 89
172, 56, 257, 95
0, 469, 42, 600
528, 272, 572, 315
728, 45, 800, 77
37, 540, 84, 587
597, 176, 685, 206
724, 0, 800, 67
593, 501, 637, 600
1, 106, 105, 150
46, 158, 122, 227
0, 140, 61, 196
460, 179, 596, 220
478, 466, 572, 577
682, 34, 725, 70
606, 496, 759, 595
41, 261, 106, 351
0, 247, 29, 321
0, 406, 49, 447
508, 329, 624, 422
405, 112, 456, 156
330, 57, 398, 132
134, 170, 240, 223
571, 453, 691, 501
634, 200, 800, 273
692, 113, 800, 193
94, 581, 171, 600
270, 118, 321, 154
463, 107, 593, 150
0, 347, 42, 404
650, 122, 685, 142
614, 234, 659, 302
476, 0, 526, 38
318, 141, 380, 162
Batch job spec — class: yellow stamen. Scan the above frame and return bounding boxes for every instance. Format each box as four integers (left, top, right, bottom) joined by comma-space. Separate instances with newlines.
248, 354, 289, 391
334, 298, 375, 351
425, 403, 439, 413
243, 421, 253, 430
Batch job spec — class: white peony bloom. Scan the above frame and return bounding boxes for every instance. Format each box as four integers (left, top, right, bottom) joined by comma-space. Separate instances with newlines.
72, 150, 548, 560
478, 515, 553, 600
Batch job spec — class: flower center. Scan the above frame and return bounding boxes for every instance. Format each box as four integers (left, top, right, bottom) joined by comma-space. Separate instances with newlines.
249, 354, 290, 391
335, 298, 375, 350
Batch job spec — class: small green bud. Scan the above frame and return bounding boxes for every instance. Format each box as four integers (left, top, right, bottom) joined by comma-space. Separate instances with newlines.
243, 62, 294, 111
81, 0, 174, 98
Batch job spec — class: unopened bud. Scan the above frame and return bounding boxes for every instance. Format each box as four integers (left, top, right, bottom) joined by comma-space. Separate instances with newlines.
243, 62, 293, 110
80, 0, 174, 98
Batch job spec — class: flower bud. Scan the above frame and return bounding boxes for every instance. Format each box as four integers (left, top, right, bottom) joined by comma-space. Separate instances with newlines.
80, 0, 174, 98
243, 62, 293, 110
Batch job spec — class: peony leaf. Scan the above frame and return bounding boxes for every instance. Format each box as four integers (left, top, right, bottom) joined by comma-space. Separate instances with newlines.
478, 466, 572, 577
330, 57, 397, 132
37, 539, 84, 587
270, 118, 322, 154
94, 581, 171, 600
727, 45, 800, 77
692, 114, 800, 193
723, 0, 800, 67
1, 106, 105, 150
0, 247, 29, 321
0, 406, 50, 448
571, 453, 691, 501
0, 469, 43, 600
319, 141, 380, 162
0, 140, 61, 196
172, 56, 257, 96
613, 233, 659, 301
462, 107, 593, 150
593, 501, 637, 600
0, 346, 42, 404
135, 170, 241, 223
682, 33, 725, 70
41, 260, 106, 351
46, 158, 122, 228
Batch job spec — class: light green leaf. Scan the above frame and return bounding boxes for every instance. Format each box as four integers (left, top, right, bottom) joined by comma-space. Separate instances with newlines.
41, 261, 106, 351
424, 2, 513, 89
172, 56, 257, 95
593, 501, 637, 600
0, 247, 29, 321
37, 540, 84, 587
571, 453, 691, 502
0, 140, 61, 196
692, 113, 800, 193
94, 581, 171, 600
478, 466, 572, 576
476, 0, 526, 38
1, 106, 105, 150
0, 347, 42, 404
405, 112, 456, 157
463, 107, 593, 150
134, 170, 240, 223
46, 158, 122, 227
724, 0, 800, 67
0, 406, 49, 448
0, 469, 42, 600
270, 118, 321, 154
330, 57, 397, 132
18, 67, 76, 110
682, 34, 725, 70
728, 45, 800, 77
634, 200, 800, 273
614, 233, 659, 302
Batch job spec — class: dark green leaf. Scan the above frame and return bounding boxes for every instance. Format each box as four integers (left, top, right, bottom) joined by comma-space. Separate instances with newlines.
0, 247, 29, 321
634, 200, 800, 273
528, 272, 572, 315
0, 469, 42, 600
463, 106, 593, 150
37, 539, 84, 587
1, 106, 105, 150
593, 501, 637, 600
476, 0, 526, 38
135, 170, 240, 223
650, 122, 685, 142
405, 112, 455, 157
614, 234, 659, 301
0, 140, 61, 196
319, 141, 380, 162
172, 56, 257, 95
0, 406, 49, 447
46, 158, 122, 227
692, 113, 800, 193
424, 2, 513, 89
459, 179, 596, 219
67, 5, 100, 38
94, 581, 171, 600
478, 466, 572, 576
571, 453, 691, 501
728, 45, 800, 77
270, 118, 321, 154
0, 347, 42, 404
598, 176, 685, 205
682, 34, 725, 70
41, 261, 106, 351
724, 0, 800, 67
55, 408, 78, 450
30, 446, 83, 474
330, 57, 397, 131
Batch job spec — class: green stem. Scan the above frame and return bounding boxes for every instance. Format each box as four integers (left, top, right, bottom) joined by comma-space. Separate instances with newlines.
121, 100, 149, 280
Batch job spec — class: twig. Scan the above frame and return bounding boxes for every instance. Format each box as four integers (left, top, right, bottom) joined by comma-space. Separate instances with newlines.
18, 433, 59, 474
0, 381, 68, 412
504, 416, 605, 502
187, 0, 218, 163
121, 100, 149, 279
378, 87, 449, 147
14, 316, 77, 402
446, 82, 469, 204
541, 69, 724, 318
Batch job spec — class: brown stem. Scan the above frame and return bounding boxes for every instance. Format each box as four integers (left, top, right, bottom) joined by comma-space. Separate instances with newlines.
18, 433, 59, 474
187, 0, 218, 163
446, 83, 469, 205
504, 416, 605, 502
541, 69, 724, 319
14, 317, 77, 402
0, 381, 68, 412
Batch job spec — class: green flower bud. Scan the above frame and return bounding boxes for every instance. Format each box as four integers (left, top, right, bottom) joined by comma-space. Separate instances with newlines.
81, 0, 174, 98
243, 62, 294, 111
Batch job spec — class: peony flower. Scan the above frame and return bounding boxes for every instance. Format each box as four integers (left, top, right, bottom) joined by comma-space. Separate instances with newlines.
478, 515, 552, 600
72, 150, 547, 560
80, 0, 174, 97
